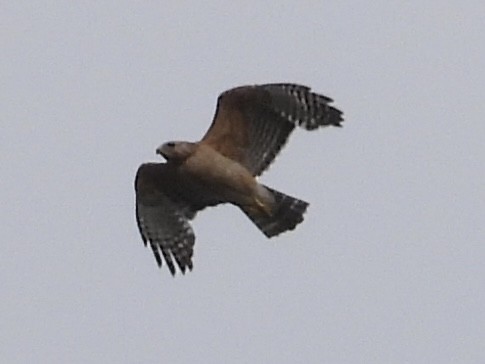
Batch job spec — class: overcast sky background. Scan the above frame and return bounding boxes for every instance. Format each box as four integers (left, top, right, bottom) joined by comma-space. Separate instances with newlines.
2, 2, 484, 363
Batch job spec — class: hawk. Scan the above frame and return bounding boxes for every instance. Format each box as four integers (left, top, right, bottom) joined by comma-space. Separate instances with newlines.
135, 83, 344, 275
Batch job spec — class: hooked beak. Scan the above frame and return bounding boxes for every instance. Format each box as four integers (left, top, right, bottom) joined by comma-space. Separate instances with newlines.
155, 145, 164, 157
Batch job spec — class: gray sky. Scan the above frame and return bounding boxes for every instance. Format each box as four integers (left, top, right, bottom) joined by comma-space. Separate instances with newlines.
2, 2, 484, 363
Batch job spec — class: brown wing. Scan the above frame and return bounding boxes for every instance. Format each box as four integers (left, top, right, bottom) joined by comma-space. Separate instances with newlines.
134, 163, 220, 275
201, 83, 344, 176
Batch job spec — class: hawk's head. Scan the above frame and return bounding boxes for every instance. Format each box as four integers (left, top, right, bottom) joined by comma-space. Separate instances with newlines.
156, 141, 196, 162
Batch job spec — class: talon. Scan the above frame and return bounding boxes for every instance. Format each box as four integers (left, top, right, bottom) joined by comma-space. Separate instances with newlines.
254, 198, 272, 216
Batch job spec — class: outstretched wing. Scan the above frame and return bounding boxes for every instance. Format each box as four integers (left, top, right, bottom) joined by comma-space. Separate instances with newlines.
201, 83, 344, 176
135, 163, 219, 275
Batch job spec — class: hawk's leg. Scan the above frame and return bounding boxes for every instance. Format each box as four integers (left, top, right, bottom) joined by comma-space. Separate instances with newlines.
254, 197, 273, 217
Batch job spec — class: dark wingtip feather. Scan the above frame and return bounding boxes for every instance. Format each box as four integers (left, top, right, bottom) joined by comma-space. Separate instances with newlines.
160, 249, 176, 276
167, 265, 176, 276
151, 246, 163, 268
261, 83, 344, 131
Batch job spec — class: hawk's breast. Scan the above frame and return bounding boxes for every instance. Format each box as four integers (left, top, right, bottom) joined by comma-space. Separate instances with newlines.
181, 144, 257, 204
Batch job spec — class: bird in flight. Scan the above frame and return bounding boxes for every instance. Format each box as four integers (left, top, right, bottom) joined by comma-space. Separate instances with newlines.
135, 83, 344, 275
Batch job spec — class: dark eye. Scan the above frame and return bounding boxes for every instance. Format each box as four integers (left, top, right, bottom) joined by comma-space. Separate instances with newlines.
166, 142, 175, 148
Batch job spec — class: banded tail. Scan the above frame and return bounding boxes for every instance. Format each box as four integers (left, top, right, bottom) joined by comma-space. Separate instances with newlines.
242, 186, 309, 237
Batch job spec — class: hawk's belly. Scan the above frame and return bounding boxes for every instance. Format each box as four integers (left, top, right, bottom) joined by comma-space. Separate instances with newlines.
181, 146, 257, 205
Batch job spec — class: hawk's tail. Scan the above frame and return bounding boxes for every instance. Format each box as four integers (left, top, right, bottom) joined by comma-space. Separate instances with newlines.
242, 186, 309, 238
